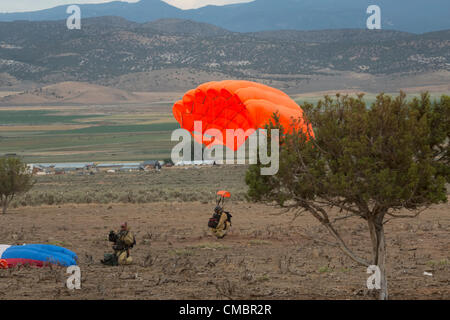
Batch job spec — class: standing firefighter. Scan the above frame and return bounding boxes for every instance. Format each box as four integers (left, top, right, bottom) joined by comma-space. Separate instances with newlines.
101, 222, 136, 266
208, 191, 232, 239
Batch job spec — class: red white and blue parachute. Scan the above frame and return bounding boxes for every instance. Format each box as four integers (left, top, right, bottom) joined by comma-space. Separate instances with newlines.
0, 244, 77, 268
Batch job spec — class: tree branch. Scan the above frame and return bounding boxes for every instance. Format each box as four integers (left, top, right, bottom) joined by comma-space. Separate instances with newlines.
304, 202, 371, 267
383, 206, 429, 224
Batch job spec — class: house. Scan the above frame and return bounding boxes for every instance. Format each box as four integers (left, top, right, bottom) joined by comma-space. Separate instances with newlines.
163, 160, 173, 168
96, 163, 125, 172
96, 162, 141, 172
53, 163, 95, 174
141, 160, 162, 171
29, 163, 52, 174
119, 165, 141, 172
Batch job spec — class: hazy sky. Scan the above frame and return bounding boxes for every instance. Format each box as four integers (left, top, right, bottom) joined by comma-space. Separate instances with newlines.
0, 0, 254, 13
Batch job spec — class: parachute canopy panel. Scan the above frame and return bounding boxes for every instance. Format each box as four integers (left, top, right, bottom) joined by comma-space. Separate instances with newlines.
217, 190, 231, 198
173, 80, 314, 151
0, 244, 78, 268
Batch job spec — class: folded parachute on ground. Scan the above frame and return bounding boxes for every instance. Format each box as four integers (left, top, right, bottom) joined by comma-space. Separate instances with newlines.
173, 80, 314, 151
0, 244, 78, 268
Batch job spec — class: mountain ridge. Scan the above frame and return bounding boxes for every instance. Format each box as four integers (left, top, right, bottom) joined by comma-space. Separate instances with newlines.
0, 17, 448, 93
1, 0, 449, 34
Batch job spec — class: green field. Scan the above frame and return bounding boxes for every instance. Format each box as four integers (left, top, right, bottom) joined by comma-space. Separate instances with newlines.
0, 110, 104, 125
294, 92, 446, 106
0, 105, 179, 162
1, 92, 447, 163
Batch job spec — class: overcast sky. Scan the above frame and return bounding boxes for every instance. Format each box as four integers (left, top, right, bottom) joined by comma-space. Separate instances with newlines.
0, 0, 254, 13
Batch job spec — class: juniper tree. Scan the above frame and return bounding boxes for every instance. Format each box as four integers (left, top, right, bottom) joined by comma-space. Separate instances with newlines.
0, 157, 34, 214
246, 92, 449, 300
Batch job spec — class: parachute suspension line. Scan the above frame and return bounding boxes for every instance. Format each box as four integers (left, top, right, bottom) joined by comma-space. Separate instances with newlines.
216, 195, 225, 208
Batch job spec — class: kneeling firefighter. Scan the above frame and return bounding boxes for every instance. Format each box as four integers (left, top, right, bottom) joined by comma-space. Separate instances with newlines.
208, 191, 232, 239
101, 222, 136, 266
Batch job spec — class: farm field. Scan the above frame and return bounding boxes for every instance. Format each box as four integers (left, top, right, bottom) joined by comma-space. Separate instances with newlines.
293, 91, 447, 106
1, 91, 448, 163
0, 103, 179, 163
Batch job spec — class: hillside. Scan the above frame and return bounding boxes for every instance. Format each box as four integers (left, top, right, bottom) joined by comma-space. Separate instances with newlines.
0, 0, 449, 34
0, 81, 146, 105
0, 17, 448, 92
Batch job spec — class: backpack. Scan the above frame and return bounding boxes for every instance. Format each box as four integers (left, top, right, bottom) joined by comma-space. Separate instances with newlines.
101, 253, 118, 266
208, 212, 222, 229
208, 212, 232, 229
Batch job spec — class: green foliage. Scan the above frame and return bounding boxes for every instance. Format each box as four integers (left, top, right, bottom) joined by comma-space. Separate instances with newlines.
246, 92, 449, 213
0, 157, 34, 214
0, 110, 100, 125
246, 92, 448, 300
410, 93, 450, 184
318, 266, 332, 273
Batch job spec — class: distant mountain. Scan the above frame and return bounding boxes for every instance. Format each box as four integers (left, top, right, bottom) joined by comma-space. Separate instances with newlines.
0, 0, 449, 34
141, 18, 232, 37
0, 17, 448, 89
0, 0, 182, 24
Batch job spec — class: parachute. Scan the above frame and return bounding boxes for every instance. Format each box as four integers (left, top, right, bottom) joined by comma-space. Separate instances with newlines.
216, 190, 231, 207
173, 80, 314, 151
217, 190, 231, 198
0, 244, 77, 268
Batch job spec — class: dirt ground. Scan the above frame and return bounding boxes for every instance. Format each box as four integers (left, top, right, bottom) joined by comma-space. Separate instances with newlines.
0, 201, 448, 300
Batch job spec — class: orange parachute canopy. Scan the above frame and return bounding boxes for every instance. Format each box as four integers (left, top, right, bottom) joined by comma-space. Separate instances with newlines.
173, 80, 314, 151
217, 190, 231, 198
